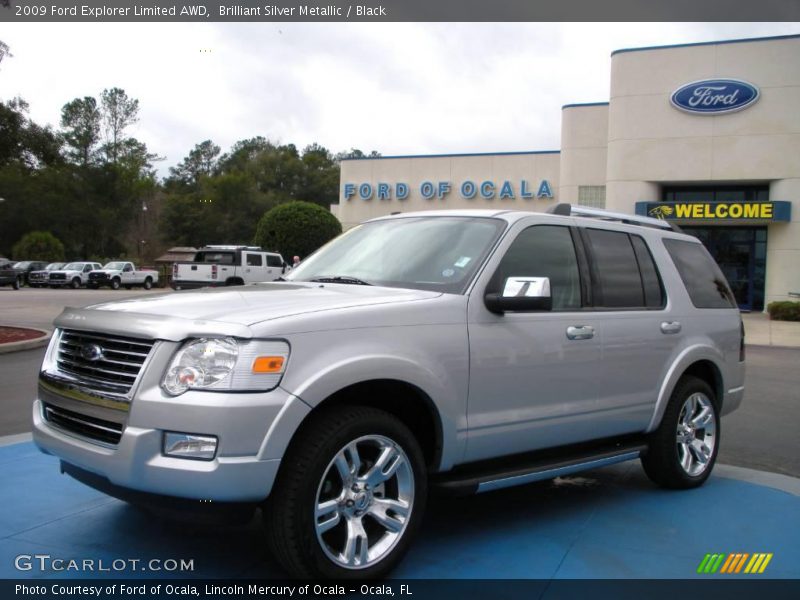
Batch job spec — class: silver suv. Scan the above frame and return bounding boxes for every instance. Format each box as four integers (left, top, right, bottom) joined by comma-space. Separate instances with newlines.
33, 206, 745, 578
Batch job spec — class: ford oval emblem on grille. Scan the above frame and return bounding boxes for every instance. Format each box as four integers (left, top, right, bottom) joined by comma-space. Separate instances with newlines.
670, 79, 759, 115
80, 343, 105, 362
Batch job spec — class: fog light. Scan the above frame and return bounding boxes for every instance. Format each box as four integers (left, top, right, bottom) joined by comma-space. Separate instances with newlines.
163, 432, 218, 460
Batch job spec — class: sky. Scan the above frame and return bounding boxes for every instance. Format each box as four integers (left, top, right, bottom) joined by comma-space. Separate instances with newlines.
1, 22, 798, 176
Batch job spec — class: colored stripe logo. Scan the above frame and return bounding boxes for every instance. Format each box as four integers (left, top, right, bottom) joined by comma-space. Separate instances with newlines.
697, 553, 773, 574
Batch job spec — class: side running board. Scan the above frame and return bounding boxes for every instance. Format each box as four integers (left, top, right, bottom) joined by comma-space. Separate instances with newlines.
433, 439, 648, 496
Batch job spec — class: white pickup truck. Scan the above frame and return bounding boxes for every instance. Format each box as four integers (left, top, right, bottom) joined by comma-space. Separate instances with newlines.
87, 262, 159, 290
171, 246, 286, 290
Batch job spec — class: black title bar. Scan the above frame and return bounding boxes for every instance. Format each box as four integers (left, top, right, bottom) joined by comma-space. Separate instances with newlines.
2, 0, 800, 22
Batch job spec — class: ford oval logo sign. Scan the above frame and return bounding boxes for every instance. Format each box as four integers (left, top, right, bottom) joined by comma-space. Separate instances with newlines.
670, 79, 759, 115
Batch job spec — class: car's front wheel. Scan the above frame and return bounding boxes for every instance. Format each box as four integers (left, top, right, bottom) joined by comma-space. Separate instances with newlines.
642, 375, 719, 489
264, 406, 427, 579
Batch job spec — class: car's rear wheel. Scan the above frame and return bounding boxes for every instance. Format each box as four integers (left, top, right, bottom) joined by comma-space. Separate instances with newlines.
264, 406, 427, 579
143, 277, 153, 290
642, 375, 719, 489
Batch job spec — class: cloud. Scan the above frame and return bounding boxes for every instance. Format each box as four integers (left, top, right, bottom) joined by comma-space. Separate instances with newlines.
1, 22, 797, 175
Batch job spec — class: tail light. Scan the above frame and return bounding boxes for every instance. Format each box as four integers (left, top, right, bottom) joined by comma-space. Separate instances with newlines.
739, 320, 746, 362
211, 264, 218, 280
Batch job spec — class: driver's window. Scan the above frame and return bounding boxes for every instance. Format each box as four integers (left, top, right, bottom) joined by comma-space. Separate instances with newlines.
123, 265, 132, 272
491, 225, 581, 310
84, 265, 92, 273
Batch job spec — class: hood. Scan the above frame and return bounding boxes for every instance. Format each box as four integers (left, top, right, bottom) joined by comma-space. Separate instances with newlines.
84, 282, 441, 326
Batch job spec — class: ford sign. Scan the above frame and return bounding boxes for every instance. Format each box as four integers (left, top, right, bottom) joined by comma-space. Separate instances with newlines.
670, 79, 759, 115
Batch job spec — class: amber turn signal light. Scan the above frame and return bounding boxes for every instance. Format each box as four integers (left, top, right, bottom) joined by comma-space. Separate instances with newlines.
252, 356, 285, 374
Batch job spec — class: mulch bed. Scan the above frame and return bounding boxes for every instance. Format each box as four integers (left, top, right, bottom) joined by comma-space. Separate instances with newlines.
0, 326, 45, 345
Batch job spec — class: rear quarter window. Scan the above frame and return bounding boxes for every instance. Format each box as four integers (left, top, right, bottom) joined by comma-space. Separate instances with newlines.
663, 238, 737, 309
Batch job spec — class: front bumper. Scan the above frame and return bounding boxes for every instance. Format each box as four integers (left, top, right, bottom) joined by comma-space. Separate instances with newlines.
33, 381, 307, 503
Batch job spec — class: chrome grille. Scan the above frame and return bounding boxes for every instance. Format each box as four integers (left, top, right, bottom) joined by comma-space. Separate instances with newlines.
43, 402, 123, 445
57, 329, 155, 396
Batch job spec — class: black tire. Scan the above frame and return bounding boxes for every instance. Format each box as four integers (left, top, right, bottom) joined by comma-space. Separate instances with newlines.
70, 277, 81, 289
143, 277, 153, 290
12, 278, 20, 290
642, 375, 720, 489
110, 277, 121, 290
225, 278, 244, 287
264, 405, 427, 579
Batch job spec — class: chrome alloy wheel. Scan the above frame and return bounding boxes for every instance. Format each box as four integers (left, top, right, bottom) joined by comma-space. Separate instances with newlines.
675, 392, 717, 477
314, 435, 414, 570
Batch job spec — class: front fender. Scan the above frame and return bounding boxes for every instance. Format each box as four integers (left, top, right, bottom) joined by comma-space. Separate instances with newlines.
275, 327, 469, 471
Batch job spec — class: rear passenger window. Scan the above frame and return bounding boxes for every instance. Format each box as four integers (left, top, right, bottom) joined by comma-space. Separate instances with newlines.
584, 229, 645, 308
630, 235, 664, 308
663, 239, 737, 309
266, 255, 283, 267
246, 253, 263, 267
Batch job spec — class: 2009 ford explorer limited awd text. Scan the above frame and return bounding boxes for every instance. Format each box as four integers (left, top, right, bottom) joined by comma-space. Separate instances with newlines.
33, 206, 745, 579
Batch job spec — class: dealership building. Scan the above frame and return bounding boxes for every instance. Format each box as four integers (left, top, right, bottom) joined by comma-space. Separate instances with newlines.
335, 34, 799, 311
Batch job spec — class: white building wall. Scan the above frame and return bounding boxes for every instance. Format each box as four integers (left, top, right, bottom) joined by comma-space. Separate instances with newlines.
559, 104, 609, 205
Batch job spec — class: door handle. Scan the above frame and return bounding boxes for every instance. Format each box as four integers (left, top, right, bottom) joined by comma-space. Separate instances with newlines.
660, 321, 682, 335
566, 325, 595, 340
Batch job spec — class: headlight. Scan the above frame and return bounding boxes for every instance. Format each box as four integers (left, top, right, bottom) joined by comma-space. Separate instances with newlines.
161, 337, 289, 396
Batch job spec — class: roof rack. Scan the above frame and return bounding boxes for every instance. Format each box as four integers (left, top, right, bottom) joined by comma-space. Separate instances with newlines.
202, 245, 263, 251
546, 203, 682, 232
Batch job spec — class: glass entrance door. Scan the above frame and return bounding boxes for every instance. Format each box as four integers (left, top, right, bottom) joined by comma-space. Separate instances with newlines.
682, 227, 767, 311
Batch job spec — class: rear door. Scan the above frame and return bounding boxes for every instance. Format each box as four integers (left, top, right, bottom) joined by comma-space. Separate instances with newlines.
579, 227, 678, 434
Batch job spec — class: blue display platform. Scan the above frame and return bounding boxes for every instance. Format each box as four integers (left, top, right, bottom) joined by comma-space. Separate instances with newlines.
1, 441, 798, 579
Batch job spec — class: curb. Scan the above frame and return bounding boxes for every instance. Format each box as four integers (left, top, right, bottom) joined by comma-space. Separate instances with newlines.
0, 327, 51, 355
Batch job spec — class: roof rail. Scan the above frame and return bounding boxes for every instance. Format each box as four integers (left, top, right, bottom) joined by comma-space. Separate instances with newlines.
546, 203, 682, 232
202, 245, 263, 251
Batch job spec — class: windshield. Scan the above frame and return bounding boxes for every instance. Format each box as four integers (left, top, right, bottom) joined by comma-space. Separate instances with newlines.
13, 262, 30, 269
63, 263, 83, 270
103, 262, 127, 270
46, 263, 64, 270
286, 216, 506, 293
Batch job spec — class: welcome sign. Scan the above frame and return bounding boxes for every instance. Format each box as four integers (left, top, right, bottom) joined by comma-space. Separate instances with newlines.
636, 201, 791, 221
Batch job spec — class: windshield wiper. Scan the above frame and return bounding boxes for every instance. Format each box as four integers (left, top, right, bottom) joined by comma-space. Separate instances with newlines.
307, 276, 373, 286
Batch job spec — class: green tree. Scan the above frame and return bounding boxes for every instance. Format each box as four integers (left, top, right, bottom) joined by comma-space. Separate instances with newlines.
253, 201, 341, 260
12, 231, 66, 261
166, 139, 221, 190
100, 87, 139, 164
60, 97, 101, 166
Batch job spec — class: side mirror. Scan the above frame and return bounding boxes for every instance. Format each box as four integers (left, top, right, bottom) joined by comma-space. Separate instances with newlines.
485, 276, 552, 314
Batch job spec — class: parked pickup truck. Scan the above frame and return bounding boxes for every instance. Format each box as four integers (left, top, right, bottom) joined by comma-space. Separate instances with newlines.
0, 261, 21, 289
48, 262, 103, 288
171, 245, 285, 290
88, 262, 159, 290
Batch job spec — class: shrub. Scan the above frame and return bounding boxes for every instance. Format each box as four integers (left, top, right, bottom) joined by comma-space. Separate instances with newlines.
253, 201, 341, 261
767, 301, 800, 322
12, 231, 66, 261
